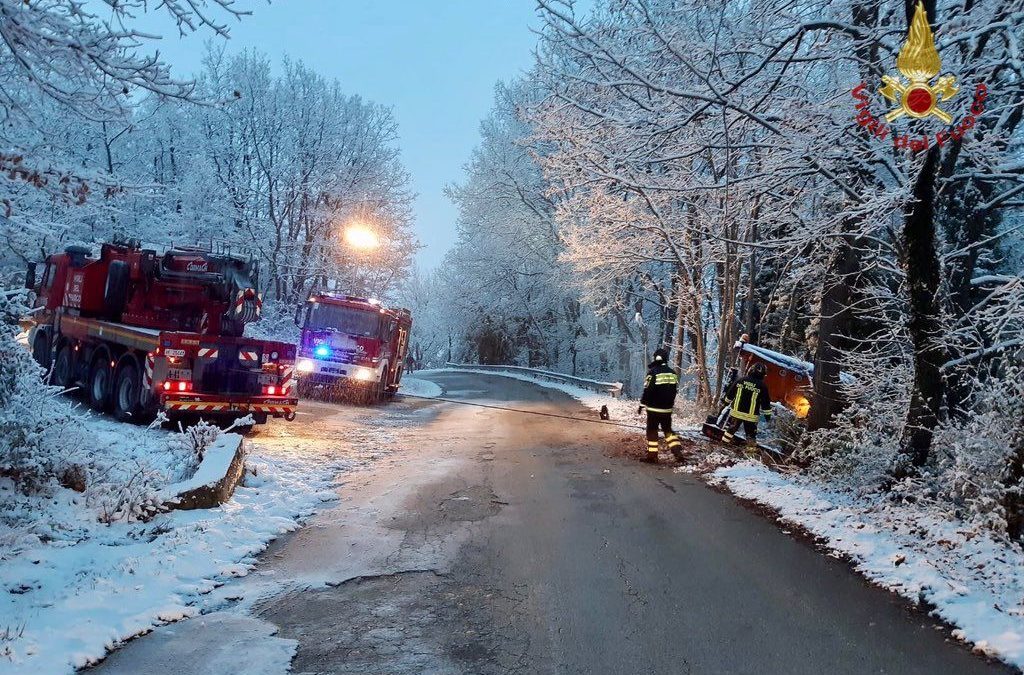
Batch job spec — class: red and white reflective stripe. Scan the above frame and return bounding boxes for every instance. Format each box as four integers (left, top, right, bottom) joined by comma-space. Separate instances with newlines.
251, 404, 295, 414
198, 347, 219, 359
280, 366, 295, 392
239, 350, 259, 362
144, 354, 155, 389
256, 293, 263, 317
164, 402, 295, 414
165, 402, 229, 412
233, 290, 246, 315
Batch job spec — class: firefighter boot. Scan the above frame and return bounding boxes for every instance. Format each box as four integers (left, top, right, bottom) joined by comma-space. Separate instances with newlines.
665, 433, 684, 462
744, 438, 759, 458
646, 440, 660, 464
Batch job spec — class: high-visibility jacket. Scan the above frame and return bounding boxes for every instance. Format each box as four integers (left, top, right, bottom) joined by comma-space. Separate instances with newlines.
641, 362, 679, 413
724, 375, 772, 422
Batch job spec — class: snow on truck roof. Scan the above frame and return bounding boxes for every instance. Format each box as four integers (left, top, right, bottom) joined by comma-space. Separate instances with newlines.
741, 343, 855, 385
310, 293, 412, 319
742, 343, 813, 375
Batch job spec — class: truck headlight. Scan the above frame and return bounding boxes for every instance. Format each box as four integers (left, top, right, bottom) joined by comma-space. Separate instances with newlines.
353, 367, 374, 381
297, 359, 315, 373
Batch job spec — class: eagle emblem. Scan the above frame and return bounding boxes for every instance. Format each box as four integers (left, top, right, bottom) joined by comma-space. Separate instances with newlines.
879, 1, 958, 123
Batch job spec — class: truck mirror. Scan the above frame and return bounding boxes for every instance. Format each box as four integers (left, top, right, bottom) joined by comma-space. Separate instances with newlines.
24, 262, 36, 290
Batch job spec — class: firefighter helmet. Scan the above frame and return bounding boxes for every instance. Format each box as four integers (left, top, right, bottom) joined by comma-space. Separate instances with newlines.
653, 347, 670, 362
750, 362, 767, 378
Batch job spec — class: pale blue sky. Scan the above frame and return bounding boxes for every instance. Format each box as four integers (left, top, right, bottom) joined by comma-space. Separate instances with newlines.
144, 1, 545, 268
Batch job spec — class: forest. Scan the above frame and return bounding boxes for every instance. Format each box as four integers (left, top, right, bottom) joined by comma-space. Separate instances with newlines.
416, 0, 1024, 535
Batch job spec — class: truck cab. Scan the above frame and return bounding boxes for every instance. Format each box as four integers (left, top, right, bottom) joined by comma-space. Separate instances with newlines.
295, 294, 412, 402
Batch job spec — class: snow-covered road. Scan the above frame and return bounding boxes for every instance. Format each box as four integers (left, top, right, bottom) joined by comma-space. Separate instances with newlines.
82, 371, 1011, 675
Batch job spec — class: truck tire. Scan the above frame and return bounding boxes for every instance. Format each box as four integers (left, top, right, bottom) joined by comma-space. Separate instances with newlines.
31, 331, 51, 372
104, 260, 130, 318
88, 354, 114, 411
113, 356, 144, 423
51, 342, 75, 389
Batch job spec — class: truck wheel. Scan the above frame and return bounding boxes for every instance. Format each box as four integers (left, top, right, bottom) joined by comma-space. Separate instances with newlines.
104, 260, 130, 319
113, 357, 143, 423
52, 343, 75, 389
88, 356, 114, 412
32, 332, 51, 372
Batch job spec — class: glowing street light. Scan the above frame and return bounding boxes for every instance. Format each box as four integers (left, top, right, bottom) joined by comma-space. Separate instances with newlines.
343, 222, 381, 251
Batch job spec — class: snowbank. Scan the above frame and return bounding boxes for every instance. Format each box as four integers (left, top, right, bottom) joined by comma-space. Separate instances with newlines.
398, 376, 443, 399
0, 421, 336, 674
161, 434, 246, 510
714, 462, 1024, 669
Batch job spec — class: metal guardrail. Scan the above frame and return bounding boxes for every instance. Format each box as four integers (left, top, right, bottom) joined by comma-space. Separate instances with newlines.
445, 363, 623, 398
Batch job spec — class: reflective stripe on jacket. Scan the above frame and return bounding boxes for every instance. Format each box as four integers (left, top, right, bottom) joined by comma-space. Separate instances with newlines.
641, 362, 679, 414
724, 376, 772, 423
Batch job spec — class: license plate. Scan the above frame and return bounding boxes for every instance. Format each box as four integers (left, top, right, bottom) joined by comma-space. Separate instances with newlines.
258, 374, 277, 385
168, 368, 192, 380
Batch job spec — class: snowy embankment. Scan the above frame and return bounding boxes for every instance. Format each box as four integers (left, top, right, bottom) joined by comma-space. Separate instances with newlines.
0, 417, 336, 674
478, 369, 1024, 670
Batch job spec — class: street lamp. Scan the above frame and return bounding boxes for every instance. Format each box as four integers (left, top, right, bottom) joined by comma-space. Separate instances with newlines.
343, 222, 381, 251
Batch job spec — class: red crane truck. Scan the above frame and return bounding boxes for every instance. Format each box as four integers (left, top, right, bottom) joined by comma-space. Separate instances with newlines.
24, 240, 298, 426
295, 293, 412, 403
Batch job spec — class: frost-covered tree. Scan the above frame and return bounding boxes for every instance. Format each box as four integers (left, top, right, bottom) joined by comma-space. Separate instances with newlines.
437, 0, 1024, 534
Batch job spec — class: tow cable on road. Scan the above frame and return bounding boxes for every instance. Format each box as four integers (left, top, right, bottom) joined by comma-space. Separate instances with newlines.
395, 393, 647, 430
395, 393, 784, 463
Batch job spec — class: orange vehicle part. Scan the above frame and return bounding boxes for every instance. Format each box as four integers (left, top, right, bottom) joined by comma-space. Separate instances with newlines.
737, 344, 813, 419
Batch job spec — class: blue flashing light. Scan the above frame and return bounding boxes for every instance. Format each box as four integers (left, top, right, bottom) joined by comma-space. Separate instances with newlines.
314, 345, 332, 358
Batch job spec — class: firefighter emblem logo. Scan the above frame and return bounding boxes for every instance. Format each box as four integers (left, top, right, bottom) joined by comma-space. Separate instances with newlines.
879, 1, 958, 123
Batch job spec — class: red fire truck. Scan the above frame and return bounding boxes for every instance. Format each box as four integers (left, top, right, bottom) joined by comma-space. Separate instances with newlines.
295, 293, 412, 402
24, 240, 298, 426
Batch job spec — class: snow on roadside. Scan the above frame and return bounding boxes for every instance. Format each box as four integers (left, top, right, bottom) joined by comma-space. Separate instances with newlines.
398, 375, 443, 399
714, 462, 1024, 669
0, 420, 338, 675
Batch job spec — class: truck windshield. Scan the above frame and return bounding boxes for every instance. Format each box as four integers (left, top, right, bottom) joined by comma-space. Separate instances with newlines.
306, 303, 381, 337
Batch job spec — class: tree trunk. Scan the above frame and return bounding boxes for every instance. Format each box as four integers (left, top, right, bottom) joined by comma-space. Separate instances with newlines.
808, 236, 859, 431
808, 0, 879, 432
899, 146, 946, 468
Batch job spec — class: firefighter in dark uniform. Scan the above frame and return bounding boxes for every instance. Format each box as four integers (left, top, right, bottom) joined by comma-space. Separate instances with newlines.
639, 348, 683, 464
721, 362, 773, 452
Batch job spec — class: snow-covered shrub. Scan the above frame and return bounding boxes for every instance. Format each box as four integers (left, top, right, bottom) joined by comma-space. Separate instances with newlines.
933, 365, 1024, 538
245, 299, 300, 344
769, 405, 803, 454
165, 419, 222, 481
0, 288, 91, 492
87, 459, 165, 524
798, 361, 911, 494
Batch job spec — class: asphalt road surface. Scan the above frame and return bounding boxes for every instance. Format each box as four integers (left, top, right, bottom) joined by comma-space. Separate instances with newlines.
91, 371, 1013, 675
